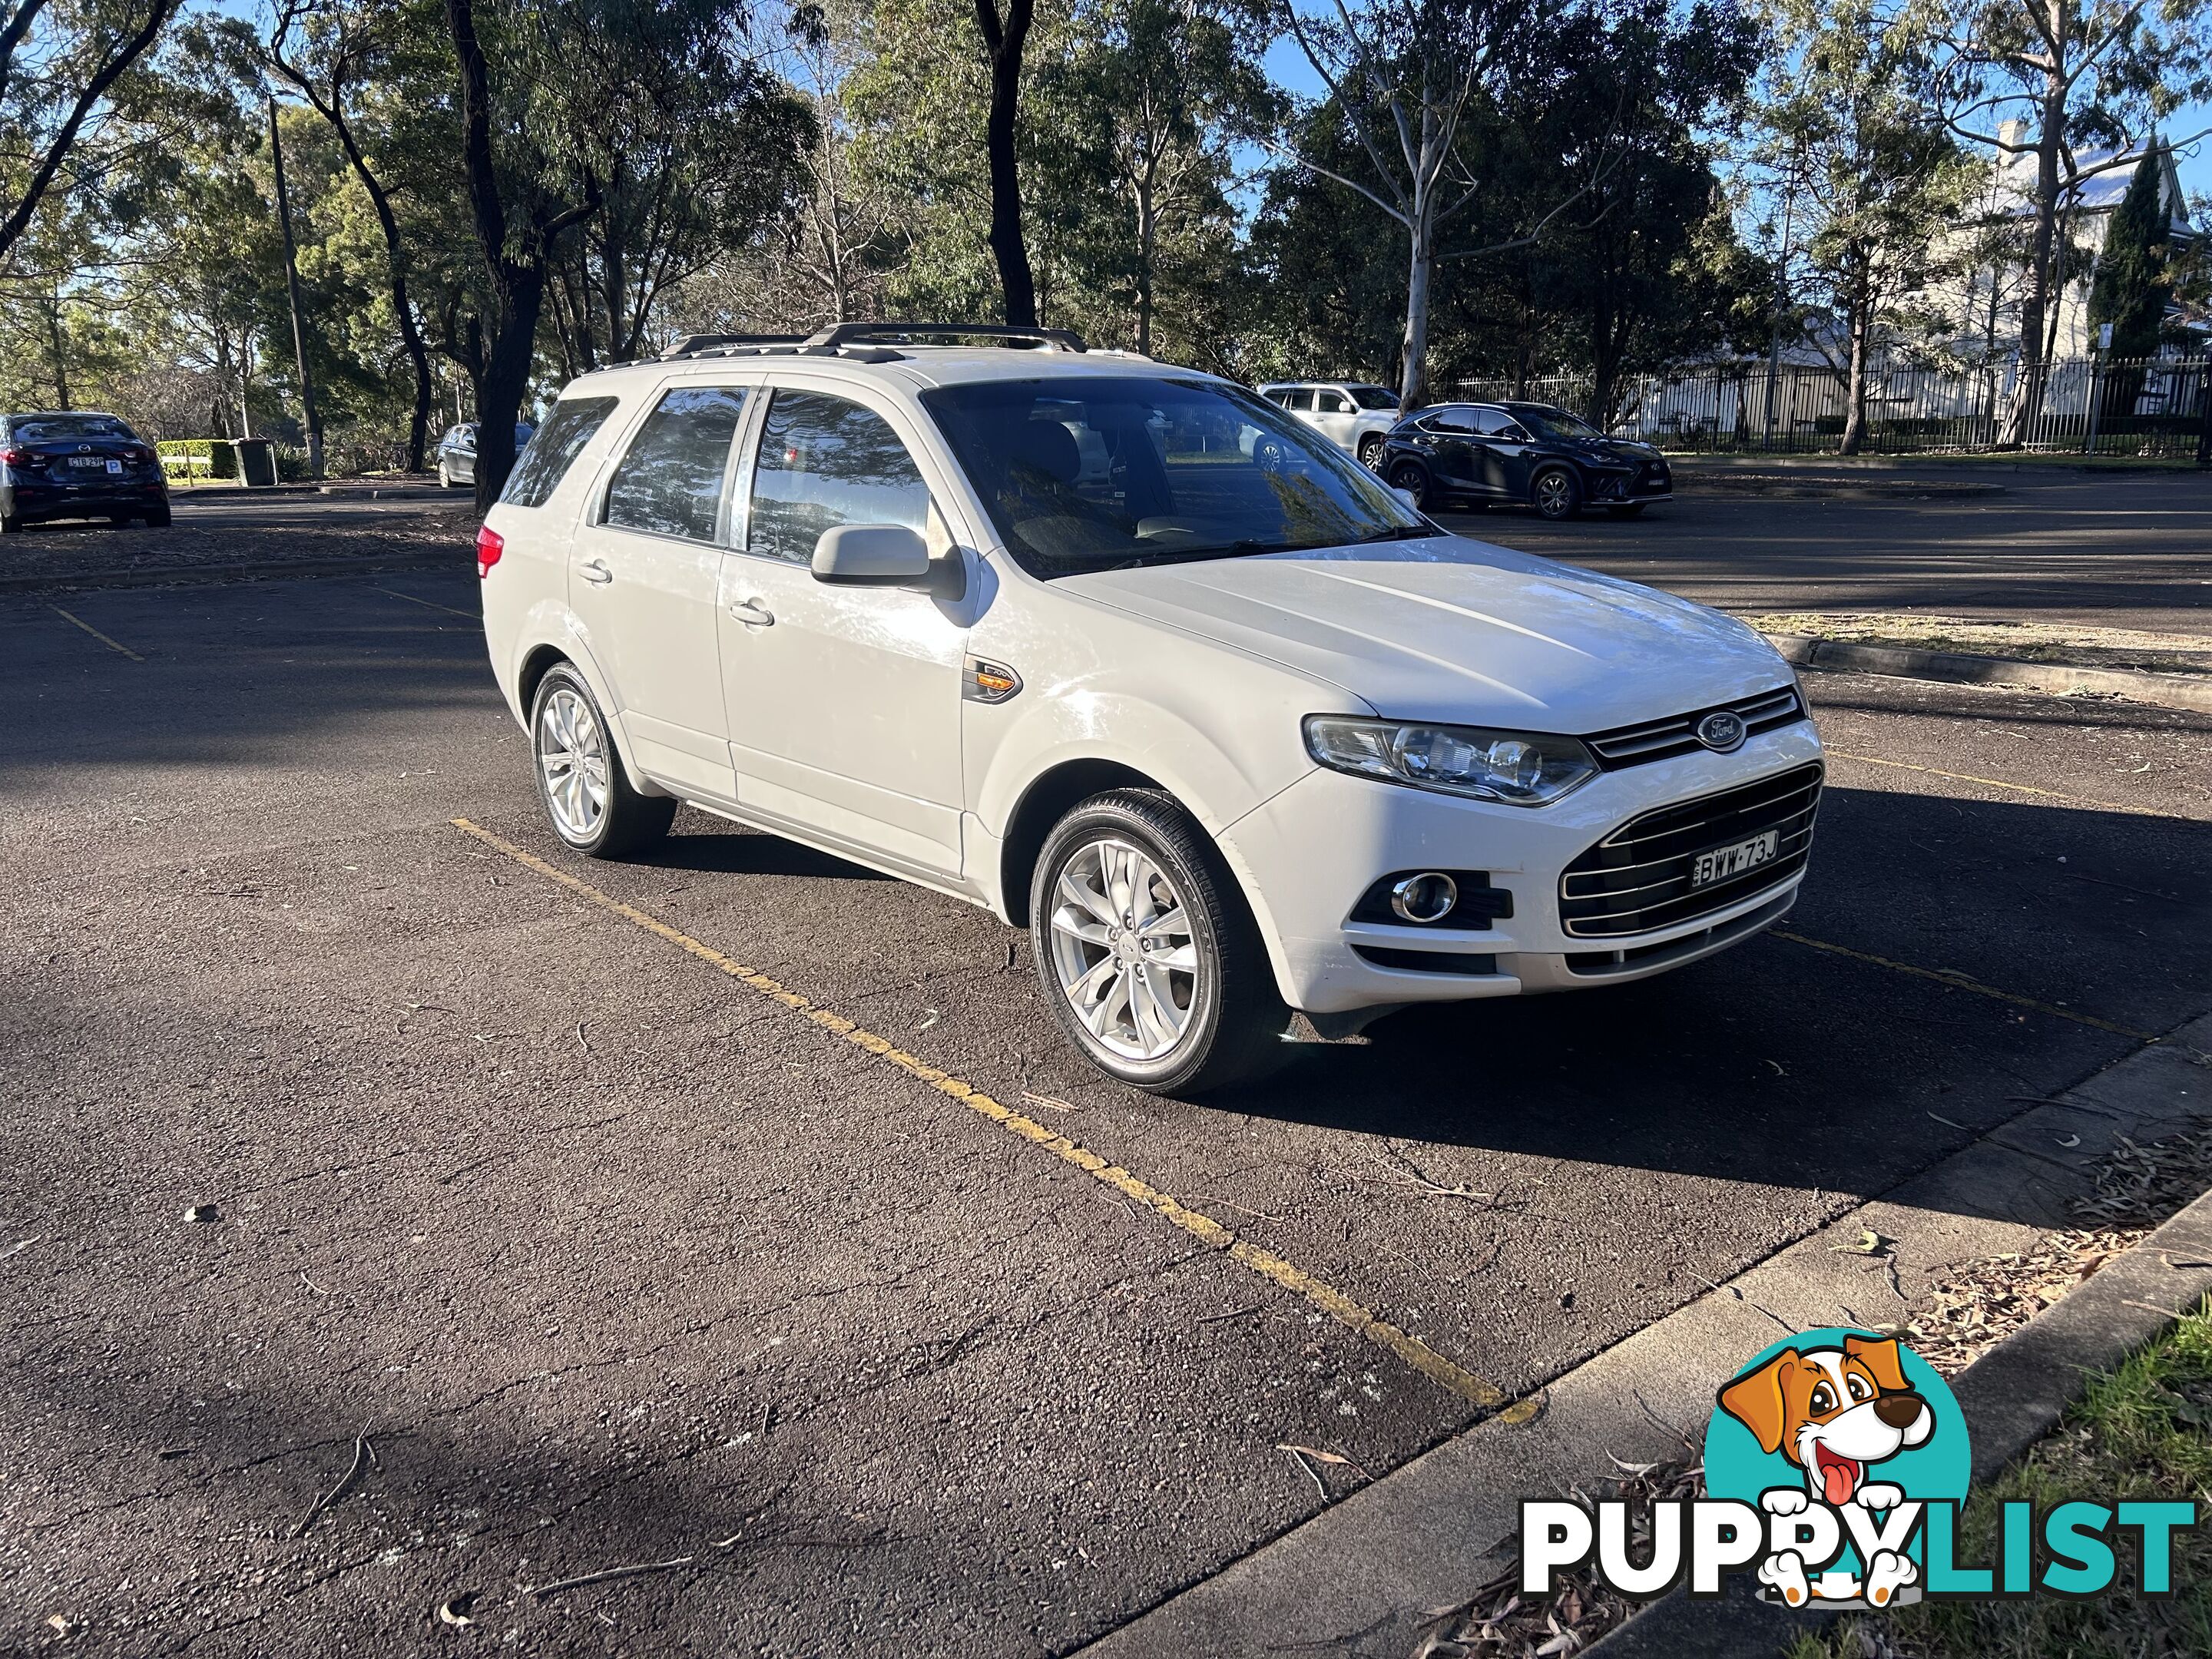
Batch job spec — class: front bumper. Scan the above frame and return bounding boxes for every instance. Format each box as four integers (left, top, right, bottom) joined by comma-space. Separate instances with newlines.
1217, 722, 1823, 1013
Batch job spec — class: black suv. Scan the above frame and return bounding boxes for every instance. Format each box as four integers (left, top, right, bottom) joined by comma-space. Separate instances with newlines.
1377, 401, 1671, 520
1, 412, 171, 532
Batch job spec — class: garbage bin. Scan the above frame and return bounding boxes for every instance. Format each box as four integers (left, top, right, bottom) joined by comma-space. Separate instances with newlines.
233, 439, 277, 488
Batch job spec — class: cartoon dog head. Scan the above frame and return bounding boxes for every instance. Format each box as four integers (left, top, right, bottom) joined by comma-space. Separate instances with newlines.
1716, 1334, 1933, 1506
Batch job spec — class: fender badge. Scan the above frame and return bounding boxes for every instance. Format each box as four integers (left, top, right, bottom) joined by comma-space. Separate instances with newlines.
963, 656, 1022, 704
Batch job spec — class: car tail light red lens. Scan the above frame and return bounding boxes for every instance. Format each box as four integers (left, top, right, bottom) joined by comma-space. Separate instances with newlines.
0, 447, 27, 465
475, 525, 504, 578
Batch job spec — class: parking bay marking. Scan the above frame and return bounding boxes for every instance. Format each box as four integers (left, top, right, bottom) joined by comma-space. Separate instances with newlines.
48, 605, 142, 661
1772, 930, 2157, 1041
451, 816, 1529, 1419
1826, 750, 2161, 818
374, 585, 479, 621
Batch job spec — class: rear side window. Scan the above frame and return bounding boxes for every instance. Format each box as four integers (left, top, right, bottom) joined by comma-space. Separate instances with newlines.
500, 397, 618, 509
746, 391, 932, 566
1281, 389, 1315, 411
602, 386, 750, 540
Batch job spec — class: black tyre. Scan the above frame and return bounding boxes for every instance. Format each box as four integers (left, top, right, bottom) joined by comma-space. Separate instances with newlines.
1386, 460, 1430, 510
1030, 789, 1290, 1094
1357, 434, 1386, 469
1532, 466, 1582, 520
529, 663, 676, 859
1, 515, 22, 535
145, 507, 172, 528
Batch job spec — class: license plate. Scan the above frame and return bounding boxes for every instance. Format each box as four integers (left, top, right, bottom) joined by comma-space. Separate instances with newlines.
1690, 830, 1779, 887
68, 455, 104, 469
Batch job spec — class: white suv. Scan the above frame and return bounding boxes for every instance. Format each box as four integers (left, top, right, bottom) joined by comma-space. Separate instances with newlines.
478, 323, 1822, 1092
1257, 381, 1402, 468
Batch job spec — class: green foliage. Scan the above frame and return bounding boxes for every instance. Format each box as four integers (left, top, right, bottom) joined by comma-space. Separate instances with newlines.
2088, 146, 2174, 360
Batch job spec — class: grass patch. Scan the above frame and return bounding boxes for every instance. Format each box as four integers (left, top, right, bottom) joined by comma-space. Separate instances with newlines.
1742, 612, 2212, 676
1787, 1298, 2212, 1659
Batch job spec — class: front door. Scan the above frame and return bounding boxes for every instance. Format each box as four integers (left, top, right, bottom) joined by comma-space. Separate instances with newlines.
717, 383, 969, 879
1417, 408, 1488, 496
1311, 387, 1358, 450
566, 381, 753, 803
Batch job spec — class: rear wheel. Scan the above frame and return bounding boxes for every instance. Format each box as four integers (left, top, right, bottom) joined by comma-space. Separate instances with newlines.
1, 515, 22, 535
145, 507, 171, 528
1031, 790, 1289, 1094
530, 664, 675, 859
1387, 460, 1430, 510
1532, 465, 1582, 520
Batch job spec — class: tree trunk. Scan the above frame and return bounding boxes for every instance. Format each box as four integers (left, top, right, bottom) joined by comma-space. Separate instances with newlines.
1399, 200, 1435, 410
1134, 176, 1156, 357
975, 0, 1037, 326
45, 290, 69, 409
1839, 291, 1869, 455
268, 98, 325, 479
1998, 81, 2065, 447
336, 121, 432, 472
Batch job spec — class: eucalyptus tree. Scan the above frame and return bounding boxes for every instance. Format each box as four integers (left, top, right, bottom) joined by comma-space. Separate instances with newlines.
1758, 0, 1969, 452
0, 0, 181, 262
1927, 0, 2212, 440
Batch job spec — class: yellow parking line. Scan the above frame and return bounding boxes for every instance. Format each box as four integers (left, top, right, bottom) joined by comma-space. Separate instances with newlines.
49, 605, 142, 661
452, 816, 1528, 1419
374, 585, 478, 621
1826, 750, 2157, 817
1773, 930, 2158, 1041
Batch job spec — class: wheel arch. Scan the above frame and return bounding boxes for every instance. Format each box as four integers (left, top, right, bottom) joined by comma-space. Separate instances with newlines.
510, 634, 666, 797
997, 758, 1165, 927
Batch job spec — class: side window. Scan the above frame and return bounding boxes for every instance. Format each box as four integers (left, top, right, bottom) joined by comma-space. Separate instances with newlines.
746, 390, 932, 566
1316, 389, 1350, 413
603, 385, 750, 541
500, 396, 619, 509
1283, 389, 1316, 412
1476, 409, 1524, 439
1423, 409, 1478, 435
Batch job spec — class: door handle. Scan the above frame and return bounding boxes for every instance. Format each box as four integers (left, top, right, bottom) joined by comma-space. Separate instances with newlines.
728, 598, 775, 628
579, 559, 612, 585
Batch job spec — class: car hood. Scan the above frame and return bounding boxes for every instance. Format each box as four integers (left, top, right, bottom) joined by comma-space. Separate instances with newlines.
1059, 535, 1792, 730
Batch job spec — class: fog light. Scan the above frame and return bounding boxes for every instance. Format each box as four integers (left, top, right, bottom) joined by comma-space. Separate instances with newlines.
1389, 872, 1459, 924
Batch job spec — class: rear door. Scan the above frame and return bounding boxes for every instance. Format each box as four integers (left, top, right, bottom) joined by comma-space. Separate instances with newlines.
716, 380, 970, 879
566, 379, 755, 803
1474, 408, 1538, 498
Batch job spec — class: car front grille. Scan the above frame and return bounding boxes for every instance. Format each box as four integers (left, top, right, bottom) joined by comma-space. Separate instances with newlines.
1584, 685, 1806, 770
1558, 763, 1822, 939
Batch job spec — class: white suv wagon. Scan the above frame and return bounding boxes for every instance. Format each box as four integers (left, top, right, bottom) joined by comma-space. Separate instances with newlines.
478, 323, 1822, 1092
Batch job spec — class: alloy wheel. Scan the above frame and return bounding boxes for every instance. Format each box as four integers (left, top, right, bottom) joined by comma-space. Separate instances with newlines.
537, 685, 611, 842
1535, 469, 1575, 518
1047, 837, 1200, 1061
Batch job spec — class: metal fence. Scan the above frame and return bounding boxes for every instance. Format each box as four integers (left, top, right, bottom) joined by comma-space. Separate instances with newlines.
1455, 355, 2212, 459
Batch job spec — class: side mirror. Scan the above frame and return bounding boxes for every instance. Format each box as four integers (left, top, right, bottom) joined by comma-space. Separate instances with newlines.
1392, 487, 1419, 511
812, 522, 931, 586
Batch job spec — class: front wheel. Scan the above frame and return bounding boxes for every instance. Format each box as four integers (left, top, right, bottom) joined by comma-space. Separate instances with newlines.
1386, 460, 1430, 510
1357, 434, 1386, 470
438, 462, 454, 488
1030, 790, 1289, 1094
530, 664, 675, 859
1532, 466, 1582, 521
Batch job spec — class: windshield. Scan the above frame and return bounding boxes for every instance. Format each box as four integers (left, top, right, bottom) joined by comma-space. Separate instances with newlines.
13, 414, 133, 442
920, 376, 1426, 578
1349, 386, 1399, 410
1519, 406, 1605, 441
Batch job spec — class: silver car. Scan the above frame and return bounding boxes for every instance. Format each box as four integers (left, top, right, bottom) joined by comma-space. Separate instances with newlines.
435, 422, 534, 488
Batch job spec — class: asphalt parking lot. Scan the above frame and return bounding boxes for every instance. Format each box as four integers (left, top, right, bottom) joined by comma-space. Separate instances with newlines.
5, 482, 2210, 1654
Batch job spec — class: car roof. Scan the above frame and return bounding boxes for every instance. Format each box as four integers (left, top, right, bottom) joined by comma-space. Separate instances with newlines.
571, 344, 1211, 399
9, 409, 125, 421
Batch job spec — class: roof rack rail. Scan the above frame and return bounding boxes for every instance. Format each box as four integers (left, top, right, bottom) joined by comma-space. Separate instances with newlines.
661, 333, 806, 359
800, 321, 1089, 354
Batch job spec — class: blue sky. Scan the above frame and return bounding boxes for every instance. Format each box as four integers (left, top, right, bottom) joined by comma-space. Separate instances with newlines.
1260, 34, 2212, 214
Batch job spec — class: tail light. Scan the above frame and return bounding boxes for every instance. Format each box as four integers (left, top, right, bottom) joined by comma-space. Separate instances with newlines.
0, 447, 27, 466
475, 524, 504, 578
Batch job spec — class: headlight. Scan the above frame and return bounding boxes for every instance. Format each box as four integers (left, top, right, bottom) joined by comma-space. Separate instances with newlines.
1303, 716, 1598, 806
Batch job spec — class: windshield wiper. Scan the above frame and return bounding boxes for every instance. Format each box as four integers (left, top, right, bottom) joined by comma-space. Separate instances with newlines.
1357, 524, 1438, 542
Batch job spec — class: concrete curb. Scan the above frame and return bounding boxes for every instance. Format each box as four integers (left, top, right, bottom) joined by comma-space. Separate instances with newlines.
1771, 633, 2212, 716
169, 481, 444, 502
1076, 1015, 2210, 1659
0, 548, 464, 594
1669, 455, 2202, 477
1683, 475, 2004, 500
1586, 1177, 2212, 1658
